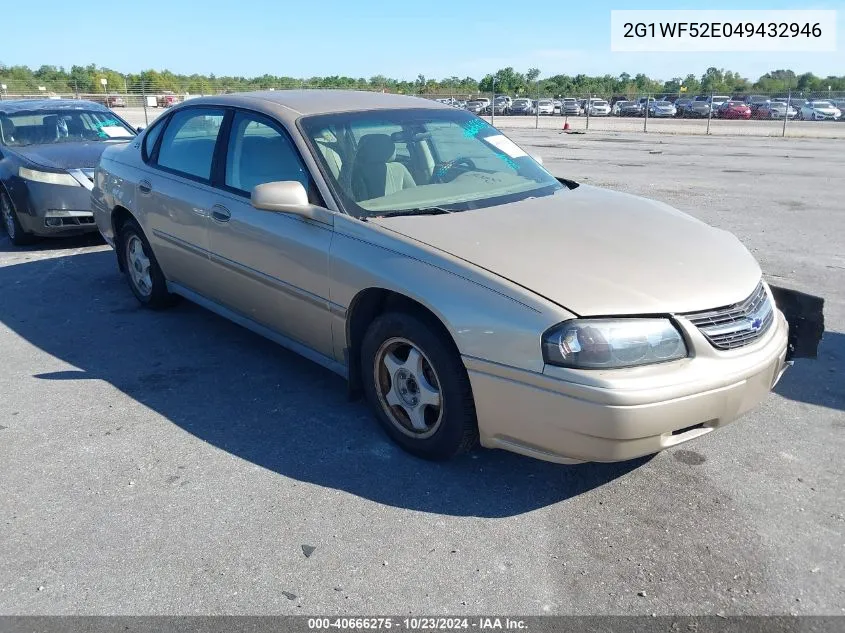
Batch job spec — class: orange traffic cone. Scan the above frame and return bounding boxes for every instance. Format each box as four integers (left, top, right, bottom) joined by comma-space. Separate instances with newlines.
563, 118, 571, 131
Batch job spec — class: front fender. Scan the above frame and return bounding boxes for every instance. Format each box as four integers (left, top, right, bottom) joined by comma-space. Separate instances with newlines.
329, 217, 571, 373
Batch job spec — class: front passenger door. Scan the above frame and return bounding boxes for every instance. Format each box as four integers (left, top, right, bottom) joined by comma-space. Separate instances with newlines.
205, 110, 335, 358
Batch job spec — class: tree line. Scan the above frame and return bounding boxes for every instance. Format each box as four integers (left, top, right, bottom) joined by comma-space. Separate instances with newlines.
1, 63, 843, 97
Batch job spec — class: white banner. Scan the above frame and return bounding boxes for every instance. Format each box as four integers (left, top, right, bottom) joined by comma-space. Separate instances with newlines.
610, 10, 837, 52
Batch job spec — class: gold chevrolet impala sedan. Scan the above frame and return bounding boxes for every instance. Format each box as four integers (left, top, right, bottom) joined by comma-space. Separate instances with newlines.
91, 90, 805, 464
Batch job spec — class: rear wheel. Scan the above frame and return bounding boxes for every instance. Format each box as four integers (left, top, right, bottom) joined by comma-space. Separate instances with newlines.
118, 217, 178, 309
1, 189, 36, 246
361, 312, 478, 461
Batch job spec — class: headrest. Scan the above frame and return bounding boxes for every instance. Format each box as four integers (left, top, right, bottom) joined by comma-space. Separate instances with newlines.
356, 134, 395, 164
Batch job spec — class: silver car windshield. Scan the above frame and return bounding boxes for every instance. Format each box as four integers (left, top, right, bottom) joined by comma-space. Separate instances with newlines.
301, 108, 563, 219
0, 109, 135, 147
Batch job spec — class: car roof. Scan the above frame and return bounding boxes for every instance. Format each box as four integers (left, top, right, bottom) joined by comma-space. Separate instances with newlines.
0, 99, 108, 114
172, 90, 451, 117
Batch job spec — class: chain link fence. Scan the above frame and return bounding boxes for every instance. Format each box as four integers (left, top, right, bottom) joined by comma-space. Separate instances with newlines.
1, 79, 843, 137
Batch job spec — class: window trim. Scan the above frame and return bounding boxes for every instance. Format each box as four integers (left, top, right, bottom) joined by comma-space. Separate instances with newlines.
141, 114, 169, 163
151, 106, 228, 185
214, 106, 322, 205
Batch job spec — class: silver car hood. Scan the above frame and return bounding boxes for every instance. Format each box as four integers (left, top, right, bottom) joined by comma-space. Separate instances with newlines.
371, 185, 762, 316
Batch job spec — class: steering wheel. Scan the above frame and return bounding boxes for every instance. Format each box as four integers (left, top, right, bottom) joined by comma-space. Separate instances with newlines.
432, 157, 477, 183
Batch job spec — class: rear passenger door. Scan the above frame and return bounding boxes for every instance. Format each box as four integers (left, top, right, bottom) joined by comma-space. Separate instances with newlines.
204, 109, 335, 358
141, 107, 225, 296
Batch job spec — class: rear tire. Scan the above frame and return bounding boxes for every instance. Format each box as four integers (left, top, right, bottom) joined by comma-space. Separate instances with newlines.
361, 311, 479, 461
1, 189, 36, 246
117, 217, 178, 309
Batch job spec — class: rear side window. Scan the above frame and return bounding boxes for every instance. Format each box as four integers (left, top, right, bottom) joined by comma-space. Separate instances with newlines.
156, 108, 225, 181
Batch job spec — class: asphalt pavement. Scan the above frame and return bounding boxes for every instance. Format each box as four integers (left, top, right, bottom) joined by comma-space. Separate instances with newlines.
0, 130, 842, 615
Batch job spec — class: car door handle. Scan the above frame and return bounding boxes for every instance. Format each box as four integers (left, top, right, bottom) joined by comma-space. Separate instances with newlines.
138, 179, 152, 195
211, 205, 231, 223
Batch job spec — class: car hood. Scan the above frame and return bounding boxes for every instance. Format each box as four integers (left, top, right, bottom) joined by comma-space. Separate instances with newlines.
371, 185, 761, 316
9, 141, 128, 170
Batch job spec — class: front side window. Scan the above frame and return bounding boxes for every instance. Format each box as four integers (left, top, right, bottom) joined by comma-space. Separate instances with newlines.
0, 109, 135, 147
301, 108, 562, 218
156, 108, 224, 180
224, 111, 309, 194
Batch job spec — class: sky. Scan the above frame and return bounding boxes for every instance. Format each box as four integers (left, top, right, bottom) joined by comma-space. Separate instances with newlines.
2, 0, 842, 81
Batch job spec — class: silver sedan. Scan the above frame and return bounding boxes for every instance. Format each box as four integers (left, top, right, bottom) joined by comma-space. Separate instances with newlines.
92, 91, 816, 464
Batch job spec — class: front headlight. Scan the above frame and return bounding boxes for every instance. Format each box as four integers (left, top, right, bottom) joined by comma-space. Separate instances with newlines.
18, 166, 80, 187
542, 318, 688, 369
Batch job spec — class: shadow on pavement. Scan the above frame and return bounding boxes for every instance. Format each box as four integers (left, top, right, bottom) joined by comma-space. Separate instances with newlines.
775, 330, 845, 412
0, 231, 104, 254
1, 249, 647, 517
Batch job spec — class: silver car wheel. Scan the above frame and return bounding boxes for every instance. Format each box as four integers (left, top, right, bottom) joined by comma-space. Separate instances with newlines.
1, 193, 15, 238
126, 235, 152, 297
374, 337, 443, 439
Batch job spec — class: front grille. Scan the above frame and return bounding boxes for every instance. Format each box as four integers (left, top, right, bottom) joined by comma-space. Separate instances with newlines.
683, 282, 774, 350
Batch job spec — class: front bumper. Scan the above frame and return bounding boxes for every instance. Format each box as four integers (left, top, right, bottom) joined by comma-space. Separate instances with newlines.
466, 309, 790, 464
7, 177, 97, 237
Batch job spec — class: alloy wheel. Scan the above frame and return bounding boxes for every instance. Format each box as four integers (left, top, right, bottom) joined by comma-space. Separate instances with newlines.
373, 337, 443, 439
126, 235, 153, 297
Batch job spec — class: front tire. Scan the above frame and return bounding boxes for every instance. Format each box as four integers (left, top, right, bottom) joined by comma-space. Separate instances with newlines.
1, 189, 36, 246
117, 217, 178, 309
361, 312, 479, 461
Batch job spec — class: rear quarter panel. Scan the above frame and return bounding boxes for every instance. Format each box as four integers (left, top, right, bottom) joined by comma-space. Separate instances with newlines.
92, 143, 141, 242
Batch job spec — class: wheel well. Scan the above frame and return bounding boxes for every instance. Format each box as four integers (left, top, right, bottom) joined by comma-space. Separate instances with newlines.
111, 206, 134, 272
345, 288, 458, 399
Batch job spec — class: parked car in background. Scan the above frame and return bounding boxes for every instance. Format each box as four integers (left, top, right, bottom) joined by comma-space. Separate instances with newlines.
464, 100, 486, 115
106, 95, 126, 108
717, 101, 752, 120
798, 100, 842, 121
611, 100, 629, 116
156, 92, 179, 108
619, 101, 644, 117
674, 97, 694, 116
0, 99, 136, 245
91, 90, 806, 464
586, 100, 611, 116
686, 96, 712, 118
709, 95, 732, 111
562, 98, 580, 116
509, 98, 534, 115
744, 95, 770, 106
647, 101, 677, 118
536, 99, 554, 115
751, 101, 797, 120
552, 99, 562, 114
490, 96, 511, 115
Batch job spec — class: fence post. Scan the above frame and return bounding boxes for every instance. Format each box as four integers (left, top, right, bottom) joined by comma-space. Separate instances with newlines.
706, 91, 714, 135
643, 93, 649, 132
585, 95, 590, 130
141, 81, 149, 126
535, 81, 540, 130
783, 90, 791, 138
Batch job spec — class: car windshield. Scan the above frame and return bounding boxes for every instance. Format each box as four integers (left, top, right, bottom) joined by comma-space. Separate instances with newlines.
593, 101, 608, 106
301, 108, 563, 219
513, 100, 530, 106
0, 109, 135, 147
811, 101, 833, 108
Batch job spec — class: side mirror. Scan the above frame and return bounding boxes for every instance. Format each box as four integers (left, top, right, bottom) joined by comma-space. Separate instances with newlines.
251, 181, 332, 225
136, 126, 145, 134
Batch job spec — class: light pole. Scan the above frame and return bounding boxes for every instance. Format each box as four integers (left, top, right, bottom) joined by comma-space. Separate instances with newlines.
491, 77, 498, 126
